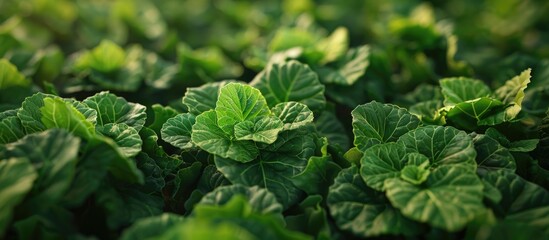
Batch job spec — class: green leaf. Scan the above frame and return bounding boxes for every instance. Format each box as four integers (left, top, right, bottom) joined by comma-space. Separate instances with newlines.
40, 97, 95, 139
251, 60, 326, 112
88, 137, 144, 184
0, 58, 29, 88
234, 116, 283, 144
440, 77, 492, 106
442, 97, 505, 130
0, 158, 37, 236
161, 113, 196, 150
409, 100, 444, 124
285, 196, 331, 239
268, 28, 316, 52
494, 68, 531, 119
0, 110, 25, 144
400, 164, 430, 185
316, 27, 349, 64
147, 104, 178, 135
135, 153, 165, 193
83, 91, 147, 131
397, 125, 477, 168
96, 123, 142, 158
385, 164, 485, 232
194, 196, 311, 240
17, 93, 53, 134
471, 133, 516, 174
317, 45, 370, 85
182, 80, 238, 116
271, 102, 314, 131
352, 101, 421, 152
198, 185, 283, 217
215, 128, 316, 208
192, 110, 259, 162
314, 110, 350, 149
508, 139, 539, 152
482, 170, 549, 217
292, 155, 342, 195
1, 129, 79, 212
360, 143, 408, 191
120, 213, 185, 240
505, 206, 549, 237
159, 219, 257, 240
87, 39, 126, 72
327, 166, 423, 237
96, 185, 164, 229
215, 83, 271, 136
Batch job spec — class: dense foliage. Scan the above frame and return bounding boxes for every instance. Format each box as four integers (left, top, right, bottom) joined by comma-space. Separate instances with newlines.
1, 0, 549, 239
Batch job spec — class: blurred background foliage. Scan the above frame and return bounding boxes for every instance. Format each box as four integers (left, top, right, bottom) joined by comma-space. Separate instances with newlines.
1, 0, 548, 110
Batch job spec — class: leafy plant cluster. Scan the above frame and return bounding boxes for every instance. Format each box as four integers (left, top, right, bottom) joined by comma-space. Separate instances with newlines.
1, 0, 549, 239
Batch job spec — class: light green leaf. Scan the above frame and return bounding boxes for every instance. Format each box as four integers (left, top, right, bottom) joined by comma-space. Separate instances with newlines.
317, 45, 370, 85
268, 28, 316, 52
194, 196, 310, 240
409, 100, 444, 124
1, 129, 79, 212
400, 164, 430, 185
398, 125, 477, 168
215, 128, 316, 208
472, 133, 516, 174
0, 58, 30, 89
352, 101, 421, 152
271, 102, 314, 131
40, 97, 95, 139
251, 60, 326, 112
360, 143, 408, 191
215, 83, 270, 136
0, 158, 37, 236
17, 93, 53, 134
64, 99, 98, 125
87, 39, 126, 72
234, 116, 283, 144
494, 68, 531, 119
440, 77, 492, 106
316, 27, 349, 64
385, 164, 485, 232
327, 166, 423, 237
192, 110, 258, 162
198, 185, 283, 217
159, 219, 257, 240
96, 123, 142, 158
120, 213, 185, 240
83, 91, 147, 131
182, 80, 238, 116
161, 113, 196, 150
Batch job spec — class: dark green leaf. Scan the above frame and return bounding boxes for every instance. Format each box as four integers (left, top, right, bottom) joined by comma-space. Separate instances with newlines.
83, 91, 147, 131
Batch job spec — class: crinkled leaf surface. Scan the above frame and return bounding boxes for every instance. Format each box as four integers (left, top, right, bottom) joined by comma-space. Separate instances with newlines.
0, 110, 25, 144
215, 128, 316, 208
397, 125, 477, 168
182, 80, 238, 116
215, 83, 270, 136
251, 60, 325, 112
161, 113, 196, 150
271, 102, 314, 131
0, 158, 37, 236
385, 164, 485, 232
352, 101, 421, 152
198, 185, 283, 216
443, 97, 505, 130
472, 133, 516, 174
192, 110, 259, 162
327, 166, 422, 237
147, 104, 178, 135
96, 123, 142, 158
360, 142, 408, 191
440, 77, 492, 106
292, 155, 342, 195
40, 97, 95, 139
234, 116, 283, 144
494, 68, 531, 119
83, 91, 147, 131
